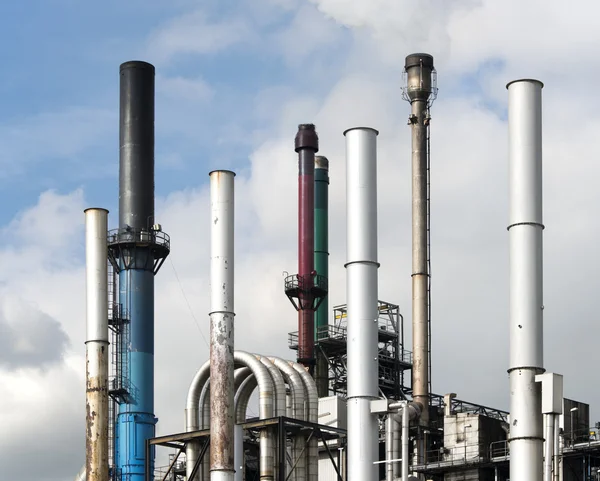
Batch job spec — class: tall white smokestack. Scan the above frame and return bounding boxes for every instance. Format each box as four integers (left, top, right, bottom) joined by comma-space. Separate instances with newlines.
209, 170, 236, 481
344, 127, 379, 481
507, 79, 544, 481
84, 208, 109, 481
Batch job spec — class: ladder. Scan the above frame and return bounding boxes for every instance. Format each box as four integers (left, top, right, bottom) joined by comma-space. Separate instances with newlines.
107, 261, 117, 475
426, 110, 433, 398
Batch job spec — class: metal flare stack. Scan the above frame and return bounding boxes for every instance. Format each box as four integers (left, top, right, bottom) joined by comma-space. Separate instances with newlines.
404, 53, 436, 432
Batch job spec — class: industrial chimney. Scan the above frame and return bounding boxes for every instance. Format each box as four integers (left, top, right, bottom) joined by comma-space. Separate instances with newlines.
107, 60, 171, 481
403, 53, 437, 434
507, 79, 545, 481
344, 127, 380, 481
285, 124, 327, 374
314, 155, 330, 397
84, 208, 109, 481
209, 170, 236, 481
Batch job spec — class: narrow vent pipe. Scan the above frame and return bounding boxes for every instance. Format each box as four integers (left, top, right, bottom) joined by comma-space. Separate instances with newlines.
344, 127, 380, 481
507, 79, 545, 481
84, 208, 109, 481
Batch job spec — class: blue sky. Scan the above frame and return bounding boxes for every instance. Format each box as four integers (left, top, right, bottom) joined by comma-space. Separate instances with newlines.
0, 0, 335, 222
3, 1, 600, 480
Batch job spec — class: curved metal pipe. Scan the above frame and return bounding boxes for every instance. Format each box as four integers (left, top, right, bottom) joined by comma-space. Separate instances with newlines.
235, 351, 275, 481
206, 361, 272, 481
200, 382, 211, 481
386, 413, 401, 481
270, 357, 307, 481
258, 356, 287, 417
291, 362, 318, 481
74, 465, 86, 481
269, 357, 307, 420
232, 368, 252, 481
186, 361, 211, 481
235, 375, 258, 423
257, 355, 287, 481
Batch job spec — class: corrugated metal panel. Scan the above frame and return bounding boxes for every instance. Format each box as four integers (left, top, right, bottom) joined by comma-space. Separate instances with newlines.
318, 452, 341, 481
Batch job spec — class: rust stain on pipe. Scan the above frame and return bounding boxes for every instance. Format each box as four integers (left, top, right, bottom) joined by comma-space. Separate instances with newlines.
210, 313, 235, 473
86, 343, 109, 481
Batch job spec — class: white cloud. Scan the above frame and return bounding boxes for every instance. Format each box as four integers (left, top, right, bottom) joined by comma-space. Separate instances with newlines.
157, 75, 214, 103
146, 10, 257, 63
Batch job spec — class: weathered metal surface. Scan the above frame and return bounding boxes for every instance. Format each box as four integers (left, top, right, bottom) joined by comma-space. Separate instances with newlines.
209, 171, 236, 481
209, 313, 235, 476
405, 53, 435, 429
86, 344, 109, 481
85, 208, 109, 481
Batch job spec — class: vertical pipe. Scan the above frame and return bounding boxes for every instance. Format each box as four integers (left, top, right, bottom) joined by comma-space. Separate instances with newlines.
507, 78, 544, 481
270, 357, 307, 481
344, 127, 379, 481
291, 362, 319, 481
553, 415, 560, 481
85, 208, 110, 481
116, 60, 157, 481
405, 53, 435, 431
209, 170, 236, 481
314, 155, 330, 397
385, 415, 394, 481
392, 413, 401, 480
558, 431, 564, 481
544, 415, 554, 481
402, 405, 409, 481
185, 361, 211, 481
234, 424, 244, 481
295, 124, 319, 372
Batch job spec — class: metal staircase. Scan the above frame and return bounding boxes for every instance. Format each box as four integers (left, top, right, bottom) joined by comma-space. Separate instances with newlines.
107, 262, 131, 481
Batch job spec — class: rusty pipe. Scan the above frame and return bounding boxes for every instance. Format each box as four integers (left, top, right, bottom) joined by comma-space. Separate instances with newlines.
209, 170, 236, 481
84, 208, 109, 481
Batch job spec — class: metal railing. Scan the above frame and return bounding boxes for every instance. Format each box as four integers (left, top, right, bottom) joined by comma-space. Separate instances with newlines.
414, 441, 502, 471
107, 227, 170, 251
284, 273, 328, 293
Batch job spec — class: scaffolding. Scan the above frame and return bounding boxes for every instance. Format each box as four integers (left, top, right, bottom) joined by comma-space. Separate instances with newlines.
289, 300, 412, 399
149, 417, 346, 481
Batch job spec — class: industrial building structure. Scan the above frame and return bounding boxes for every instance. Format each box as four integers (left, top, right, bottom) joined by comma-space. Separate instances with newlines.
77, 54, 600, 481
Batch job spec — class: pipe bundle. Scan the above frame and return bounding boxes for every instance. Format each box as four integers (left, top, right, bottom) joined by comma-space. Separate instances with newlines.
186, 352, 318, 481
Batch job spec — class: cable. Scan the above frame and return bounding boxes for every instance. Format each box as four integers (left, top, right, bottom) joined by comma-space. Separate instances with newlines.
169, 257, 209, 348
